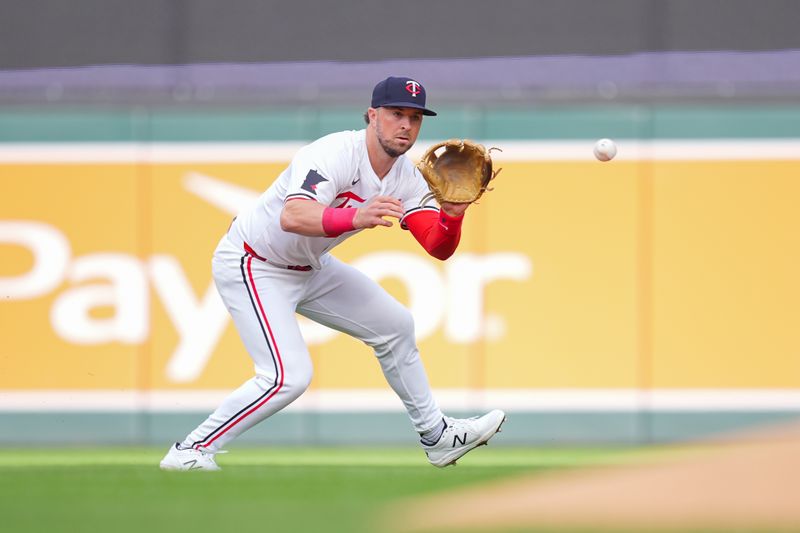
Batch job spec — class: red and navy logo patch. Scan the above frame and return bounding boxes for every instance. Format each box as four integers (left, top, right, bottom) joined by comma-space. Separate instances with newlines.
301, 169, 328, 194
405, 80, 421, 97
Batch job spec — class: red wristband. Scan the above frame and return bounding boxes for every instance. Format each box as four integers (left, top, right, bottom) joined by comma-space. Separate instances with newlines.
437, 209, 464, 235
322, 207, 357, 237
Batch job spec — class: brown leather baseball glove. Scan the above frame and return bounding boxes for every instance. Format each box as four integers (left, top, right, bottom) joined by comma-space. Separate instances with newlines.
416, 139, 501, 205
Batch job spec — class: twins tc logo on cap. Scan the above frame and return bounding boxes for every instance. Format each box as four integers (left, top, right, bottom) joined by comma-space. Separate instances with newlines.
370, 76, 437, 116
405, 80, 421, 97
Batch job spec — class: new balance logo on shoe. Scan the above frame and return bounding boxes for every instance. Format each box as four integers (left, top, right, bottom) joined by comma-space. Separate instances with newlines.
422, 410, 506, 468
160, 442, 223, 471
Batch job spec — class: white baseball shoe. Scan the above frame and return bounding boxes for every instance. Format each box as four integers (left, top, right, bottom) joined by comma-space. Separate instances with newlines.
422, 409, 506, 467
159, 443, 222, 471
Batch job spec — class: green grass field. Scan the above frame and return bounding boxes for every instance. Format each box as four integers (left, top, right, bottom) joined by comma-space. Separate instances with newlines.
0, 447, 639, 533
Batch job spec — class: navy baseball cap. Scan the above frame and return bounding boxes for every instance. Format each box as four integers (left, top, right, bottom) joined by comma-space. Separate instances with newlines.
371, 76, 437, 116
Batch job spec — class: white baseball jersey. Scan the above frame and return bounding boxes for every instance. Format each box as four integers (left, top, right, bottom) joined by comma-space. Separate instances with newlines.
179, 128, 446, 452
229, 128, 437, 269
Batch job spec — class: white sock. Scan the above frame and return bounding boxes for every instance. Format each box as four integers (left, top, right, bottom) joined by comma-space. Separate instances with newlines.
420, 418, 447, 445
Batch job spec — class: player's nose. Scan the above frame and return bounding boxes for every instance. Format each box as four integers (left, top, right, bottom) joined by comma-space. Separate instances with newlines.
397, 115, 412, 129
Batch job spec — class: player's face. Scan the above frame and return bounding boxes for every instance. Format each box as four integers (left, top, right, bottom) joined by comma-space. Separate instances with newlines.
373, 107, 423, 158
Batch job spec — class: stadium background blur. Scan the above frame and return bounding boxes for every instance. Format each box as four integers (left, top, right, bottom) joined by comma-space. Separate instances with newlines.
1, 0, 799, 449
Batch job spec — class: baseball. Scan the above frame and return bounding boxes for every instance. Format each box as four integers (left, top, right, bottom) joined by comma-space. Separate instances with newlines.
593, 138, 617, 162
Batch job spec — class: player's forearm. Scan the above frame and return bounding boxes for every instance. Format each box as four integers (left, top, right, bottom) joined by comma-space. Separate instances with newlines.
405, 210, 463, 261
280, 199, 327, 236
281, 199, 359, 237
426, 233, 461, 260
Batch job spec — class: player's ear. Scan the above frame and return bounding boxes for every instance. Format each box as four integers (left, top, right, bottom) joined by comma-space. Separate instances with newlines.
367, 107, 378, 124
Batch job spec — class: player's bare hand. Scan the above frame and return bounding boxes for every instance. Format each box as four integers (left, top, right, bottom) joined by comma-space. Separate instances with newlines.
440, 202, 469, 218
353, 196, 404, 229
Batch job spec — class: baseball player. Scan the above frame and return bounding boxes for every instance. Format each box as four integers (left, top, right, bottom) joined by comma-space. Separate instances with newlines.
160, 76, 505, 471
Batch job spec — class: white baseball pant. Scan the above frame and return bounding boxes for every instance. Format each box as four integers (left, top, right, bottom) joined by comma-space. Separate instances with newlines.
181, 235, 444, 451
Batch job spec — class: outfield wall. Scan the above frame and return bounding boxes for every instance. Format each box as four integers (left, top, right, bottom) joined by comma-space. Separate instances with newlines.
3, 0, 798, 69
1, 105, 799, 445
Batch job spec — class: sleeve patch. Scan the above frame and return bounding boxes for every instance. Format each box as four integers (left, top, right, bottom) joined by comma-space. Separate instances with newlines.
301, 169, 329, 195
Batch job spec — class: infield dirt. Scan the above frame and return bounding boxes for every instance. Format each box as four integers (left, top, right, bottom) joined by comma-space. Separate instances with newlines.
391, 421, 800, 532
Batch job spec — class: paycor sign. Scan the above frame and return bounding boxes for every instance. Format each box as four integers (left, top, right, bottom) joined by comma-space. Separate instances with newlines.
0, 220, 532, 382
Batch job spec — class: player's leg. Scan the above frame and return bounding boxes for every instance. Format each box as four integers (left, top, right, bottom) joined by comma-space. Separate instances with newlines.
176, 248, 313, 454
297, 255, 443, 435
296, 255, 506, 467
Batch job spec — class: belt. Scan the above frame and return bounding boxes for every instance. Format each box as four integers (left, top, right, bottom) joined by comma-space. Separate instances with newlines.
243, 242, 313, 272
